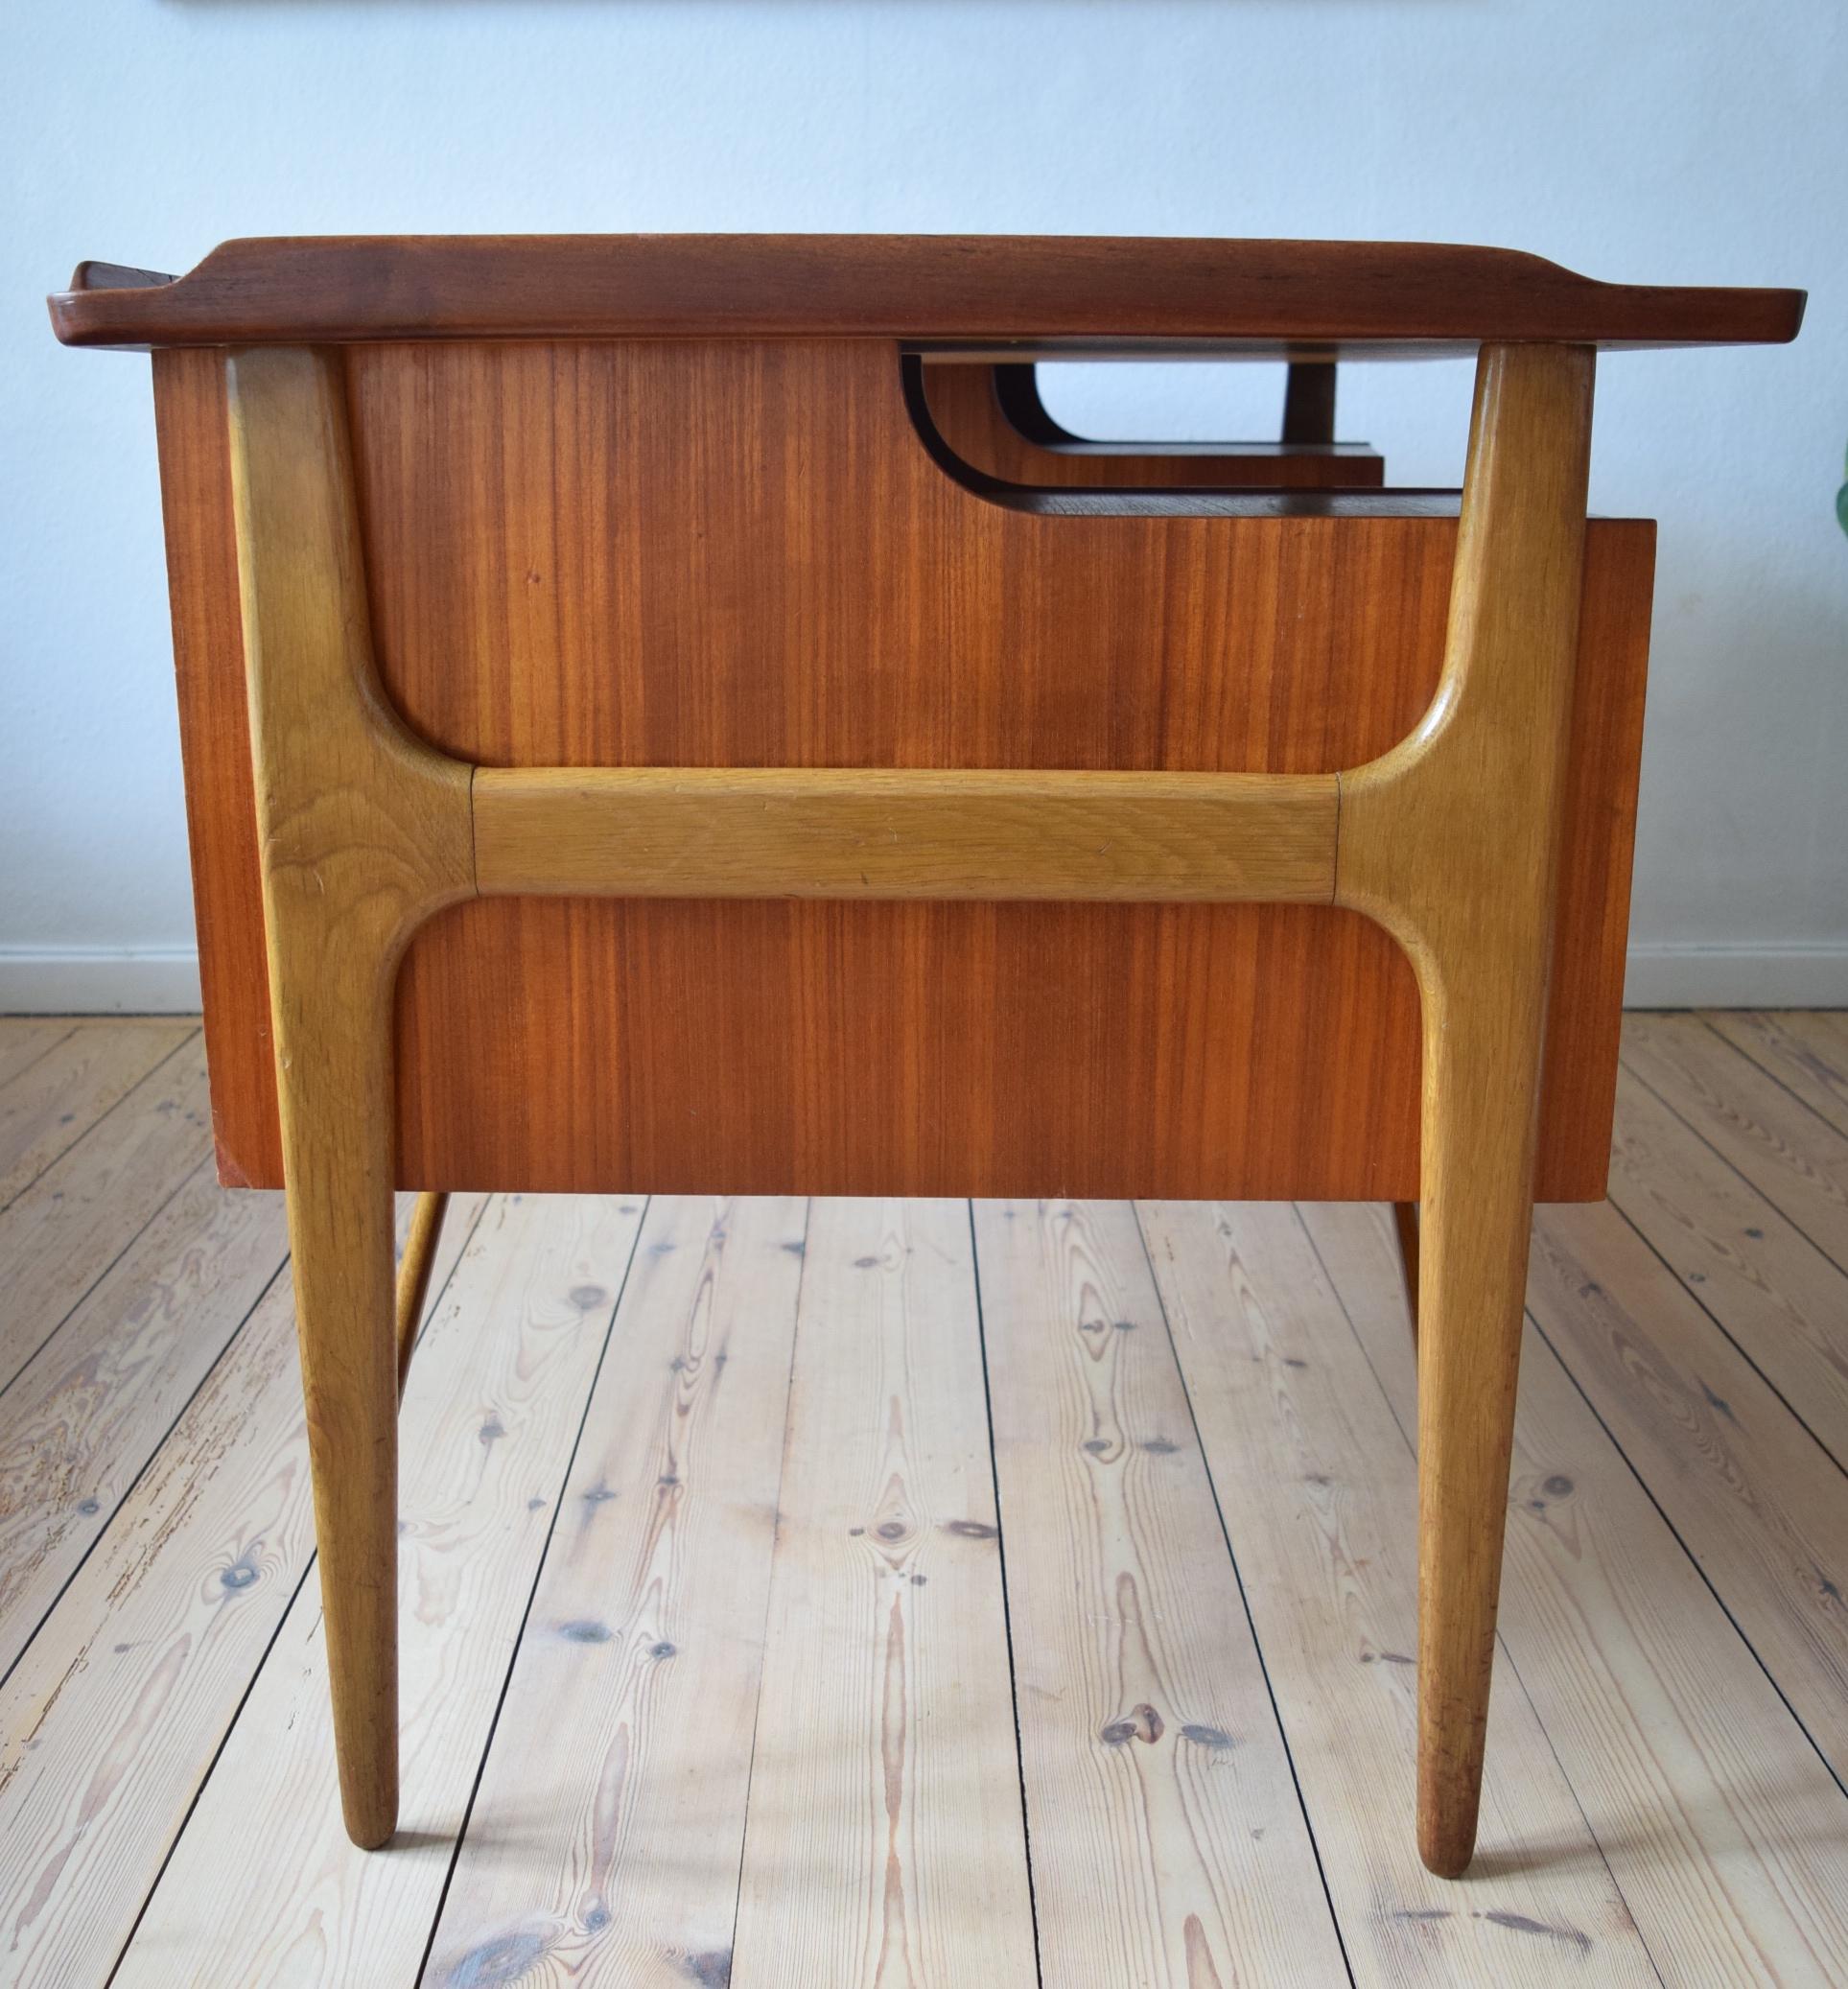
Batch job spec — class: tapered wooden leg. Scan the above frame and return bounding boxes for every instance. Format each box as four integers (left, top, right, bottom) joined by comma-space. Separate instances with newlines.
275, 994, 403, 1848
1392, 1202, 1419, 1346
1411, 981, 1549, 1875
227, 344, 475, 1848
395, 1191, 451, 1398
1336, 341, 1595, 1875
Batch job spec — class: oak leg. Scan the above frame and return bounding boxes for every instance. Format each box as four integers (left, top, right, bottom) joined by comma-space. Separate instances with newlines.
1335, 341, 1595, 1875
395, 1190, 451, 1398
276, 988, 402, 1848
1412, 973, 1548, 1876
227, 344, 475, 1848
1392, 1202, 1420, 1347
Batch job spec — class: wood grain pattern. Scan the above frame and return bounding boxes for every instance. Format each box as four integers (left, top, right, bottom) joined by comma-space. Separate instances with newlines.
427, 1196, 804, 1989
971, 1197, 1347, 1988
50, 234, 1807, 352
152, 338, 1653, 1203
0, 1276, 316, 1988
117, 1192, 643, 1988
0, 1020, 192, 1212
0, 1165, 286, 1674
731, 1200, 1037, 1986
919, 362, 1386, 489
474, 764, 1338, 902
1623, 1013, 1848, 1267
0, 1021, 76, 1095
1140, 1199, 1651, 1982
0, 1036, 211, 1395
1528, 1198, 1848, 1780
1301, 1198, 1848, 1982
1709, 1010, 1848, 1140
1605, 1067, 1848, 1467
152, 348, 270, 1188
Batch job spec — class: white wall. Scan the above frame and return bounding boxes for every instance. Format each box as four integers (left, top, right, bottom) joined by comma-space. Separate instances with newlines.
5, 0, 1843, 1010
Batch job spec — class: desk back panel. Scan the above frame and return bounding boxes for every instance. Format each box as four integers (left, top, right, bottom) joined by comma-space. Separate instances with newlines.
152, 339, 1651, 1201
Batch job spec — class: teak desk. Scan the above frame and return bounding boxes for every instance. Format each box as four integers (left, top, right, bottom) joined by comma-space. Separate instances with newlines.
51, 236, 1804, 1878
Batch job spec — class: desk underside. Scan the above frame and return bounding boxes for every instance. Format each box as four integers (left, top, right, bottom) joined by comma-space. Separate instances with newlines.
152, 339, 1651, 1200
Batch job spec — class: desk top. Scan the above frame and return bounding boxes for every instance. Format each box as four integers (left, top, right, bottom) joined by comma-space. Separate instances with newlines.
48, 235, 1804, 358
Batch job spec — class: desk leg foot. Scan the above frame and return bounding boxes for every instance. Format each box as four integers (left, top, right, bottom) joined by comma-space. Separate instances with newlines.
278, 1018, 402, 1852
1413, 988, 1545, 1879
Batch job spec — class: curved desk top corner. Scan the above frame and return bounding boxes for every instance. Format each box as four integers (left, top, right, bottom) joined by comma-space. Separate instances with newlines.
48, 233, 1805, 357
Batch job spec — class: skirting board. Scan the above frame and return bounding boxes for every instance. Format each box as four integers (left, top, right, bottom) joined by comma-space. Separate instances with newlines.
3, 944, 1845, 1018
0, 948, 204, 1015
1623, 943, 1848, 1010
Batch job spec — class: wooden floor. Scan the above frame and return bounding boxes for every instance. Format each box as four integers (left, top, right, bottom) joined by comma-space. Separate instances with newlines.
1, 1015, 1846, 1985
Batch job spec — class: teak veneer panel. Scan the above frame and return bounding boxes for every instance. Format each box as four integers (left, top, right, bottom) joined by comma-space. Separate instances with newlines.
152, 338, 1653, 1202
55, 234, 1805, 353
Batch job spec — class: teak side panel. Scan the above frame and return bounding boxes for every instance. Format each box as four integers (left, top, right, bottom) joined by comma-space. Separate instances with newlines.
151, 339, 1652, 1201
152, 347, 274, 1185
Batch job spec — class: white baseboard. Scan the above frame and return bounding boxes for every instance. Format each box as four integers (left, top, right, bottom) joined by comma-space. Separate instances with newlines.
0, 948, 203, 1015
3, 942, 1843, 1019
1623, 943, 1848, 1010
